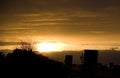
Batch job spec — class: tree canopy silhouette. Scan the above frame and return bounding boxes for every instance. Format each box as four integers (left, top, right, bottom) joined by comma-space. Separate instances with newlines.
0, 47, 69, 78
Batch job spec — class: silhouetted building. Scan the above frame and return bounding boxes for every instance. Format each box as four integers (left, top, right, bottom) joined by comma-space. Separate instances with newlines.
81, 50, 98, 78
83, 50, 98, 66
64, 55, 73, 66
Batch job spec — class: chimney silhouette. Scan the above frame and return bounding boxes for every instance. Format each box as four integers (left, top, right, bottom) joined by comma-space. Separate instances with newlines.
64, 55, 73, 66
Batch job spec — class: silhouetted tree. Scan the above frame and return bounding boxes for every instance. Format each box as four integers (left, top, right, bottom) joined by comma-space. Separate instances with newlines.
0, 48, 69, 78
0, 52, 5, 63
20, 41, 34, 51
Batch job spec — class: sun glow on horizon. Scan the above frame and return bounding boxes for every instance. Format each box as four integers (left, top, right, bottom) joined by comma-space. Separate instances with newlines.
36, 42, 66, 52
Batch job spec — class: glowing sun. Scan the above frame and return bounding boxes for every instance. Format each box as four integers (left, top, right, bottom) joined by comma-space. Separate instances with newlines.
36, 42, 66, 52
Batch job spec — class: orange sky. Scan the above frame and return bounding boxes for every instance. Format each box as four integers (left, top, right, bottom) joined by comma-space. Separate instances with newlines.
0, 0, 120, 50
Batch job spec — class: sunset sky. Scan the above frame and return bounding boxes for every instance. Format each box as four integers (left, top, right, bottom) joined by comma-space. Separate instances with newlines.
0, 0, 120, 50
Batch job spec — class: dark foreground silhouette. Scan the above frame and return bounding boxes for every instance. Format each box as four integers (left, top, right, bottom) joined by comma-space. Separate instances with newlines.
0, 49, 69, 78
0, 49, 120, 78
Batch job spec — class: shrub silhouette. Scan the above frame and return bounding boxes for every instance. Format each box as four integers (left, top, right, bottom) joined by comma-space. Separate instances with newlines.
0, 49, 69, 78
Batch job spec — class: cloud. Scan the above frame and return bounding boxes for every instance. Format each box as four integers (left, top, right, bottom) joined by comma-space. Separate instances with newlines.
88, 31, 106, 34
0, 41, 19, 46
0, 0, 120, 37
0, 0, 120, 14
0, 11, 119, 36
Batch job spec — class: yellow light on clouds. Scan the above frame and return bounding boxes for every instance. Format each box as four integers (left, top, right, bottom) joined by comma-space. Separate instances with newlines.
36, 42, 66, 52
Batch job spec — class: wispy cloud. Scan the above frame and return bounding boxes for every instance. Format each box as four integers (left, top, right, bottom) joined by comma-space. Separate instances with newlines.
88, 31, 106, 34
0, 41, 19, 46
